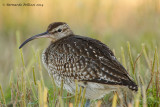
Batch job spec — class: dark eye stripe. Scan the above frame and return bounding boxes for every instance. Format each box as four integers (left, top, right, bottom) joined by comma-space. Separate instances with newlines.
50, 30, 57, 34
49, 28, 68, 34
62, 28, 68, 32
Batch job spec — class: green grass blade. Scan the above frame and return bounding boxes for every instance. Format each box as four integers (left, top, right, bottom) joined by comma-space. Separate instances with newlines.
38, 81, 43, 107
146, 48, 156, 91
37, 50, 45, 87
80, 87, 86, 107
77, 87, 82, 106
60, 80, 64, 97
127, 41, 134, 74
142, 44, 151, 69
74, 80, 78, 107
112, 93, 117, 107
121, 47, 127, 69
134, 87, 141, 107
59, 96, 64, 107
0, 85, 7, 107
32, 66, 37, 85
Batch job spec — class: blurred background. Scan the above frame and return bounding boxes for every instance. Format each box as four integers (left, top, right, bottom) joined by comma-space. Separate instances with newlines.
0, 0, 160, 89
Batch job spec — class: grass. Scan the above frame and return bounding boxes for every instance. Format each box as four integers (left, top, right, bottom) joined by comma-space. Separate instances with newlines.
0, 31, 159, 107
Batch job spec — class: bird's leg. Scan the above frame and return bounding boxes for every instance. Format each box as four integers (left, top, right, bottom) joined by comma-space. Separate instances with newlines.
85, 99, 90, 107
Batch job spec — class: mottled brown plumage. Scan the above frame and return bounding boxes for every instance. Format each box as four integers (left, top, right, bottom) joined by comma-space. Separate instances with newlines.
19, 22, 138, 100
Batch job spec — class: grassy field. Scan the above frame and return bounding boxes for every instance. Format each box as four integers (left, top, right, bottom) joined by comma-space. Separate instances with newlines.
0, 0, 160, 106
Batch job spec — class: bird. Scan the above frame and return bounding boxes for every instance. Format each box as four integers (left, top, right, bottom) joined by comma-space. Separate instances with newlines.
19, 22, 138, 106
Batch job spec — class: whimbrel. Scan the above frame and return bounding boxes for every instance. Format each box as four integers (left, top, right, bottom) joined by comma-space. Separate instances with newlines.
19, 22, 138, 106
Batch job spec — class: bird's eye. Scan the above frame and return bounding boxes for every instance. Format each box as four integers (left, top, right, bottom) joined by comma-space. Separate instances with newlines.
57, 29, 62, 32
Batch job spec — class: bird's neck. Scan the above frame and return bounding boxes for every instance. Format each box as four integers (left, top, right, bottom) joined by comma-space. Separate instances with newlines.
51, 34, 74, 44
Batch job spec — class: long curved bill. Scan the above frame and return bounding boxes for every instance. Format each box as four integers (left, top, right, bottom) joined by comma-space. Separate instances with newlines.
19, 31, 49, 49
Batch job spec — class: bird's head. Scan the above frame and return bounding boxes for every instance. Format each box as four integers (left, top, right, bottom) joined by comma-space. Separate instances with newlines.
19, 22, 73, 49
